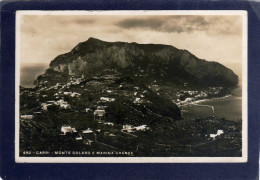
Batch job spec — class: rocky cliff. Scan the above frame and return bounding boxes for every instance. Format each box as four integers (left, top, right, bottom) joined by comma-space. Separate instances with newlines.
35, 37, 238, 87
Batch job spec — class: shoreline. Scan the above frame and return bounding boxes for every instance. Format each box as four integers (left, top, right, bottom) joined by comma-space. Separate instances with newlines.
191, 94, 232, 105
178, 94, 232, 107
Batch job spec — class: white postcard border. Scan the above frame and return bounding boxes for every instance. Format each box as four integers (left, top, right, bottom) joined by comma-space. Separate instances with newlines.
15, 10, 248, 163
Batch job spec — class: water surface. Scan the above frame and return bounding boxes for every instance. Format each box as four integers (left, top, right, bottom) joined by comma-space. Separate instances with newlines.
20, 63, 48, 88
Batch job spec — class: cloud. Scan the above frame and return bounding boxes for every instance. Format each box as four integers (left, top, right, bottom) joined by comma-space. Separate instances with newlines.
19, 14, 242, 72
116, 18, 164, 30
116, 16, 209, 33
115, 16, 241, 35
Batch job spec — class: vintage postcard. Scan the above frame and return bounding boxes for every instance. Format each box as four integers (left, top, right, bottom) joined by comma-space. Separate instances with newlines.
15, 10, 248, 163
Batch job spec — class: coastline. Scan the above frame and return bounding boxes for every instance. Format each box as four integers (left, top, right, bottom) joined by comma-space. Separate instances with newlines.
178, 94, 232, 107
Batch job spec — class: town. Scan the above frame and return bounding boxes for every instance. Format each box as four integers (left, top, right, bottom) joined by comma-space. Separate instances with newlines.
19, 71, 242, 157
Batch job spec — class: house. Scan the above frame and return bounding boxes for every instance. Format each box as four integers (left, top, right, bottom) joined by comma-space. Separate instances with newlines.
96, 129, 102, 133
41, 103, 52, 111
47, 100, 56, 104
75, 136, 82, 140
103, 122, 114, 126
61, 125, 72, 135
71, 92, 81, 97
100, 97, 115, 102
135, 125, 149, 131
210, 129, 224, 140
134, 98, 142, 104
82, 128, 93, 134
210, 134, 218, 140
21, 115, 34, 120
71, 128, 77, 133
64, 92, 70, 95
94, 109, 106, 117
217, 130, 224, 135
122, 125, 135, 132
57, 99, 65, 105
60, 104, 70, 109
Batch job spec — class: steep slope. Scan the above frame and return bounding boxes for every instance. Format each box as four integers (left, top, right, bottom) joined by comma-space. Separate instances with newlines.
35, 37, 238, 87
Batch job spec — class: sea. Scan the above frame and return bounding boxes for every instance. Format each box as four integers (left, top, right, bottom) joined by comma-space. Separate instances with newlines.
181, 85, 242, 121
20, 63, 49, 88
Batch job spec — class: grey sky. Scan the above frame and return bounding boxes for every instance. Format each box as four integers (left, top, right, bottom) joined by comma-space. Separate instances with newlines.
19, 14, 243, 75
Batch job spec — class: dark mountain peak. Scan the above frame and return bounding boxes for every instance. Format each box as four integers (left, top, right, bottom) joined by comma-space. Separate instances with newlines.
41, 39, 238, 88
86, 37, 106, 43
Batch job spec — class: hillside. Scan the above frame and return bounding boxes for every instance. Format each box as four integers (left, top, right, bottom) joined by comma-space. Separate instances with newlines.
19, 38, 242, 157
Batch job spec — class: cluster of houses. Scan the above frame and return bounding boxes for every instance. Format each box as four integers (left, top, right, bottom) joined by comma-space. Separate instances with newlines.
132, 87, 149, 104
41, 99, 71, 110
66, 77, 85, 86
174, 87, 224, 106
121, 124, 150, 133
60, 123, 148, 146
60, 125, 94, 145
64, 91, 81, 97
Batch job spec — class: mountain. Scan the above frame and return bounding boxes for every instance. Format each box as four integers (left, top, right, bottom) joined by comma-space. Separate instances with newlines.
19, 38, 242, 156
35, 37, 238, 88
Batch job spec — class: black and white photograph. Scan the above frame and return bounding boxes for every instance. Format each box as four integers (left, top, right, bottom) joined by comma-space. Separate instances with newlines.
15, 11, 247, 163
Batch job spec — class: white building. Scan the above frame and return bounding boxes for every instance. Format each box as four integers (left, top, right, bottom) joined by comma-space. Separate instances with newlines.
41, 103, 52, 111
134, 97, 142, 104
94, 109, 106, 117
72, 128, 77, 133
71, 92, 81, 97
135, 125, 149, 131
217, 130, 224, 135
21, 115, 34, 120
82, 128, 93, 134
60, 104, 70, 109
210, 129, 224, 140
103, 122, 114, 126
122, 125, 135, 132
76, 136, 82, 140
64, 92, 70, 95
61, 125, 72, 135
100, 97, 115, 102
